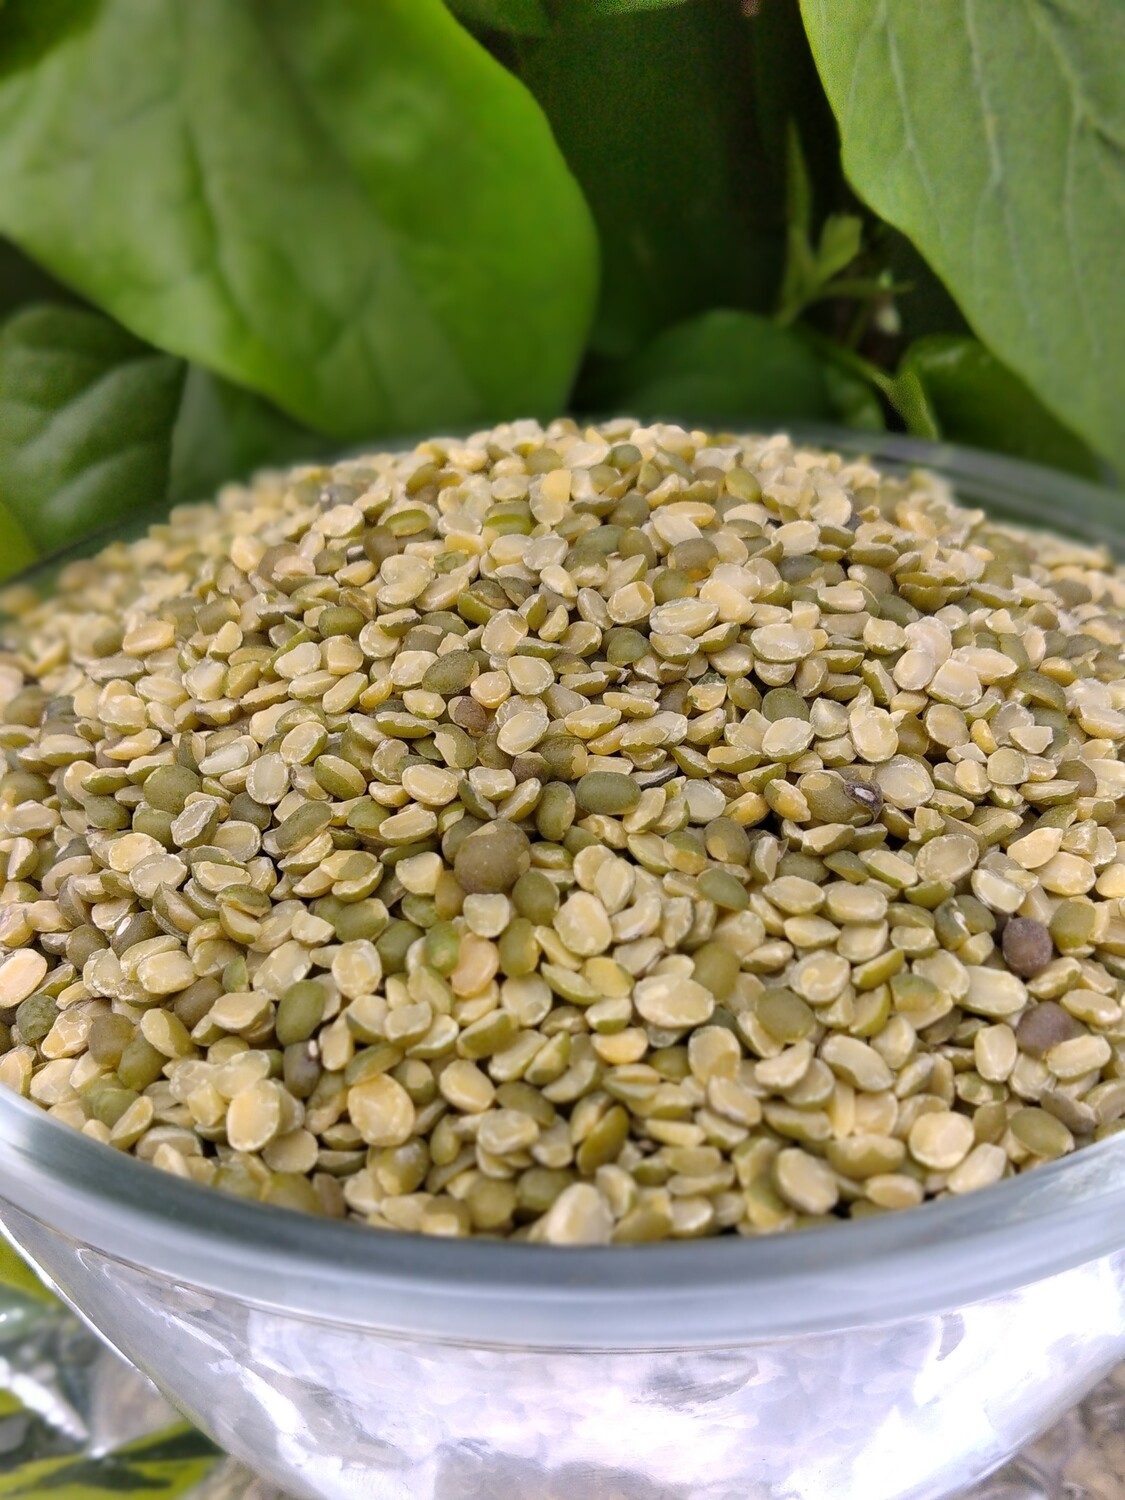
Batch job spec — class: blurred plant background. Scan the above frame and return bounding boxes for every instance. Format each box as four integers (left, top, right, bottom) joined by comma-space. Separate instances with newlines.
0, 0, 1119, 581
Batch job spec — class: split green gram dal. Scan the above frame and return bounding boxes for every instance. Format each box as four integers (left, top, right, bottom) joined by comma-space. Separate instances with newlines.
1, 419, 1125, 1246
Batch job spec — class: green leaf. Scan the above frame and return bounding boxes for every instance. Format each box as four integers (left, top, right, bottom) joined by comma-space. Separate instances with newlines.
113, 1427, 217, 1468
586, 309, 835, 428
0, 1389, 24, 1421
0, 0, 98, 82
518, 0, 781, 360
882, 364, 940, 441
821, 362, 885, 432
0, 304, 320, 567
776, 123, 819, 325
0, 1423, 216, 1498
0, 496, 37, 578
561, 0, 690, 13
815, 214, 863, 285
778, 209, 864, 327
899, 335, 1102, 478
801, 325, 936, 436
0, 0, 596, 441
445, 0, 548, 35
0, 1236, 57, 1306
800, 0, 1125, 474
0, 305, 185, 552
776, 119, 865, 328
784, 119, 814, 245
883, 229, 970, 342
167, 366, 319, 505
0, 238, 78, 319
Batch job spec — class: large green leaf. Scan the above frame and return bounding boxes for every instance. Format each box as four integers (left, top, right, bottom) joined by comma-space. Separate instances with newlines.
0, 305, 184, 551
445, 0, 548, 35
0, 305, 318, 567
0, 0, 97, 81
899, 335, 1101, 479
167, 366, 319, 505
0, 496, 37, 576
800, 0, 1125, 474
518, 1, 781, 360
0, 0, 596, 441
562, 0, 690, 13
587, 309, 834, 428
0, 238, 78, 319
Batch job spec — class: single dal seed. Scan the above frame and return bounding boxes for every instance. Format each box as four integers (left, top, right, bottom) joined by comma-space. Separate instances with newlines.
1016, 1002, 1084, 1058
1002, 917, 1054, 978
697, 869, 749, 910
454, 822, 531, 894
555, 892, 613, 956
227, 1081, 283, 1153
332, 941, 383, 999
975, 1024, 1018, 1082
774, 1148, 838, 1215
909, 1110, 975, 1170
1010, 1107, 1074, 1159
947, 1143, 1007, 1195
634, 975, 714, 1029
1046, 1034, 1111, 1079
276, 981, 327, 1047
0, 951, 48, 1006
439, 1059, 495, 1113
820, 1035, 893, 1093
575, 772, 641, 816
348, 1074, 416, 1147
136, 950, 196, 996
535, 1183, 613, 1245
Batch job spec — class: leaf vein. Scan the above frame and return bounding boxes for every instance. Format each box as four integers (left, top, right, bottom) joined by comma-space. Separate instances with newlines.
1026, 0, 1116, 359
881, 0, 945, 253
1062, 111, 1101, 358
1031, 0, 1125, 153
242, 12, 408, 422
963, 0, 1045, 355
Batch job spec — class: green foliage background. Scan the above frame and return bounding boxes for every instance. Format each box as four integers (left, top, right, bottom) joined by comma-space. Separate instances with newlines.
0, 0, 1119, 576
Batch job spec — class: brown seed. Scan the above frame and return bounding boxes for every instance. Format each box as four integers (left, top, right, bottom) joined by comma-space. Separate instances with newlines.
1001, 917, 1054, 978
1015, 1001, 1084, 1059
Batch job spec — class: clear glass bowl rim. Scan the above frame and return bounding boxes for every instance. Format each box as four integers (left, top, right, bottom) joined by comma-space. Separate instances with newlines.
3, 424, 1125, 1352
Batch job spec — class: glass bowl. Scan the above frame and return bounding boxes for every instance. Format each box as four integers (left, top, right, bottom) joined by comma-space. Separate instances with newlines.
2, 428, 1125, 1500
